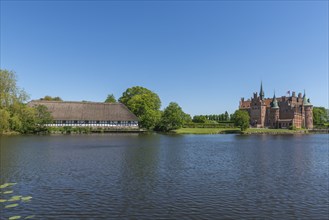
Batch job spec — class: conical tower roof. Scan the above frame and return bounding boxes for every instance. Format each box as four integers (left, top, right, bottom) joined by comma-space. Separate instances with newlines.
260, 81, 265, 100
270, 92, 279, 109
303, 90, 312, 106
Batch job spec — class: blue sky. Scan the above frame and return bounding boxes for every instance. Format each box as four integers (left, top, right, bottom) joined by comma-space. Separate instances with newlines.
1, 1, 328, 115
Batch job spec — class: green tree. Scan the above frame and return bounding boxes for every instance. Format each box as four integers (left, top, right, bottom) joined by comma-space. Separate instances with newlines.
182, 112, 192, 124
156, 102, 189, 131
0, 69, 28, 108
233, 110, 250, 131
313, 107, 328, 125
9, 114, 22, 131
52, 96, 62, 101
192, 115, 207, 123
35, 105, 53, 125
18, 105, 38, 133
105, 94, 116, 103
0, 109, 10, 133
119, 86, 161, 129
0, 69, 54, 134
224, 111, 229, 121
40, 96, 63, 101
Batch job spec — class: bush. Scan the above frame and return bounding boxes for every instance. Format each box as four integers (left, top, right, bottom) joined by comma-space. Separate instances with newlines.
314, 123, 329, 129
47, 126, 92, 134
289, 125, 297, 130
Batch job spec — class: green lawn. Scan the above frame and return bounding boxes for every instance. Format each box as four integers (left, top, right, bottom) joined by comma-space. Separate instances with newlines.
172, 127, 308, 135
244, 128, 307, 134
172, 127, 240, 134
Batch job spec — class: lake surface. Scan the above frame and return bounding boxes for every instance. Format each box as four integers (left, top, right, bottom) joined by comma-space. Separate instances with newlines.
0, 134, 328, 219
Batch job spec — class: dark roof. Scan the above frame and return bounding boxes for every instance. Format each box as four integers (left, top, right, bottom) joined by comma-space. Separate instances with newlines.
270, 94, 279, 109
28, 101, 139, 121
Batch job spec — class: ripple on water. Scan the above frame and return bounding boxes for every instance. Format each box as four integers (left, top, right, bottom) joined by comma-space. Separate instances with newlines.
0, 134, 328, 219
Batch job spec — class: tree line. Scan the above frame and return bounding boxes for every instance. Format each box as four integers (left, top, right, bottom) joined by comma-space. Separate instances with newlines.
1, 69, 327, 134
192, 112, 233, 123
110, 86, 192, 132
0, 69, 192, 133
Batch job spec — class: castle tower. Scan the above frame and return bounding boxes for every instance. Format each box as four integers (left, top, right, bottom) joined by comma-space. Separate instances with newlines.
260, 81, 265, 100
270, 93, 279, 128
303, 91, 313, 129
259, 82, 267, 127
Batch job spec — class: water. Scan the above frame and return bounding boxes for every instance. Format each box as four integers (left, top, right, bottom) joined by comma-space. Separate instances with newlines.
0, 134, 328, 219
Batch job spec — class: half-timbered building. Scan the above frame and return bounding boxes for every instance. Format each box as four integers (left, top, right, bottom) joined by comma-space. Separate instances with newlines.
28, 100, 139, 128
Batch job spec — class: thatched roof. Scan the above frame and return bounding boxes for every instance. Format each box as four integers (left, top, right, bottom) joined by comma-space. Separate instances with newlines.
28, 101, 139, 121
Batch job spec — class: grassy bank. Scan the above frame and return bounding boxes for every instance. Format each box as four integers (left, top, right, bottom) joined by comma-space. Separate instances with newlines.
172, 127, 309, 135
243, 128, 308, 134
1, 131, 21, 135
172, 128, 240, 134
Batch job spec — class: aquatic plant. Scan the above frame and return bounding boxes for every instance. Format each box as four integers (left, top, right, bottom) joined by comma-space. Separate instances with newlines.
9, 216, 21, 220
0, 182, 35, 219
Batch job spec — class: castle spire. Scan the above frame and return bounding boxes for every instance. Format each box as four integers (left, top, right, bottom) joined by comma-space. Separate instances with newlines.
260, 81, 264, 100
270, 92, 279, 109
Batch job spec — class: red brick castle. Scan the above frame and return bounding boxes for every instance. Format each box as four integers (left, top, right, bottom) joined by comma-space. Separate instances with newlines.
239, 83, 313, 129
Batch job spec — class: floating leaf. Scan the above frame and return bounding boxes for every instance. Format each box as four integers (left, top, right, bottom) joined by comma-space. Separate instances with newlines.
8, 196, 22, 202
0, 199, 7, 202
3, 191, 13, 194
24, 216, 35, 219
9, 216, 21, 220
21, 196, 32, 202
0, 183, 9, 188
5, 203, 19, 208
7, 183, 17, 186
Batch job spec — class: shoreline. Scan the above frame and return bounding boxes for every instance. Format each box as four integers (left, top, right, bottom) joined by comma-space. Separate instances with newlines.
1, 128, 328, 136
172, 128, 328, 135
